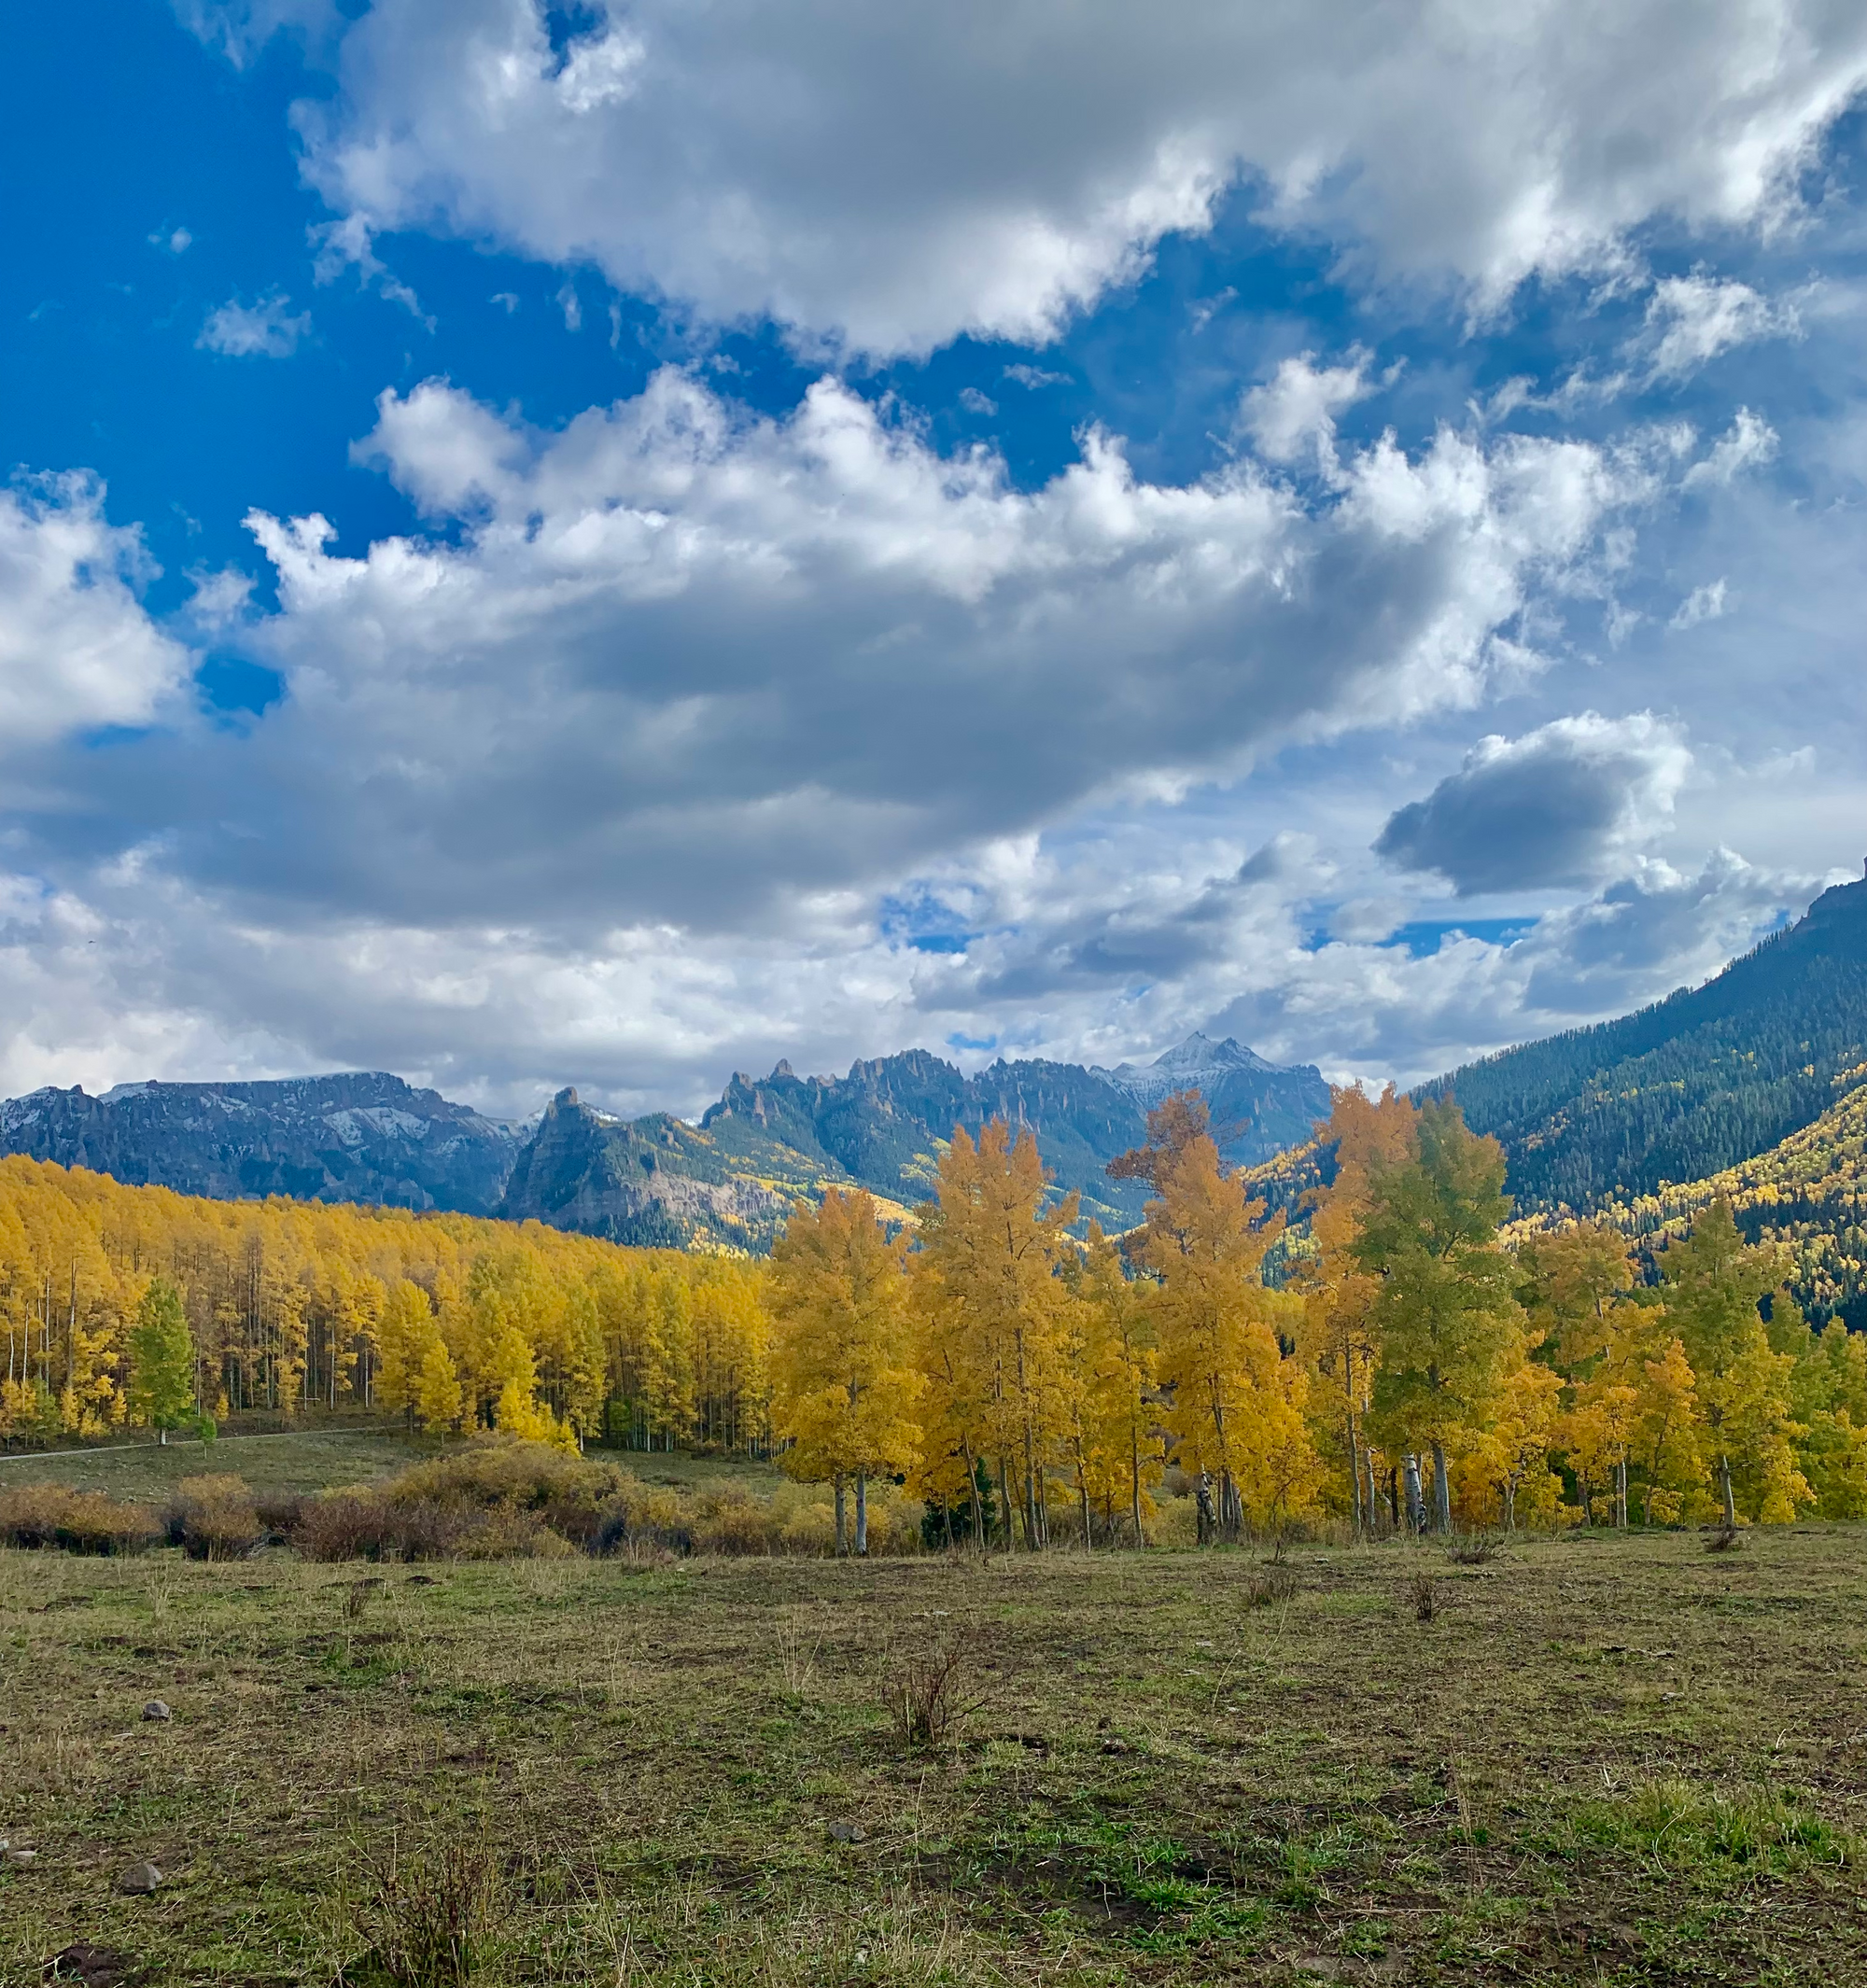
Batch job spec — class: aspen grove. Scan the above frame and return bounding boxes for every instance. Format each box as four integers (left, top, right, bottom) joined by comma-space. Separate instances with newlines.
3, 1086, 1865, 1541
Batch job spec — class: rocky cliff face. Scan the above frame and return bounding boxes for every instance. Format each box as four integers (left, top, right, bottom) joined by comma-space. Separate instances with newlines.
0, 1072, 519, 1214
497, 1088, 800, 1250
505, 1037, 1333, 1248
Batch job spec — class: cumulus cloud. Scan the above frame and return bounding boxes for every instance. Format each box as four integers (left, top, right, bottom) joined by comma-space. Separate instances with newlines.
1373, 712, 1692, 896
1240, 352, 1369, 468
1203, 850, 1798, 1085
0, 475, 191, 752
287, 0, 1867, 356
57, 367, 1630, 936
197, 291, 311, 358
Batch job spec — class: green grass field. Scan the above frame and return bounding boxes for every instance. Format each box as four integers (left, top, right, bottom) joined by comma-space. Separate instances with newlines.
5, 1521, 1866, 1985
0, 1430, 783, 1505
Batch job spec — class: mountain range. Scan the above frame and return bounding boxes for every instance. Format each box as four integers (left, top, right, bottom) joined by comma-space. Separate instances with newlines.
0, 1032, 1330, 1252
4, 872, 1861, 1276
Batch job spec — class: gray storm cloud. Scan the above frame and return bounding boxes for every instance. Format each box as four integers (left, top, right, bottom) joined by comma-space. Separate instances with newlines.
1374, 713, 1692, 898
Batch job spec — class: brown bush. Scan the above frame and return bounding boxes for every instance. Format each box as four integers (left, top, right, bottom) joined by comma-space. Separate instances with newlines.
292, 1489, 569, 1562
0, 1484, 161, 1555
167, 1474, 263, 1560
353, 1830, 506, 1985
690, 1487, 775, 1555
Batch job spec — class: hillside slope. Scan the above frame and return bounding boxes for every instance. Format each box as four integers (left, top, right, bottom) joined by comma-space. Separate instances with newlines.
1422, 873, 1867, 1213
1575, 1062, 1867, 1327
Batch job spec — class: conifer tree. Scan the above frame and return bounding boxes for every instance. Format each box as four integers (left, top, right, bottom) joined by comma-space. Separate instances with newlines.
769, 1188, 921, 1554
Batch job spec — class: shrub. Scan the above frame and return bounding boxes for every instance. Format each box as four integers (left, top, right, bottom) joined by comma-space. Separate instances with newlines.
383, 1439, 630, 1518
881, 1635, 985, 1749
0, 1484, 161, 1555
353, 1831, 505, 1986
690, 1487, 775, 1555
167, 1474, 263, 1560
592, 1484, 693, 1559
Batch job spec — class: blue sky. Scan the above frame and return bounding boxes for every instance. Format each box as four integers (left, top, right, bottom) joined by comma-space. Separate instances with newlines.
2, 0, 1863, 1116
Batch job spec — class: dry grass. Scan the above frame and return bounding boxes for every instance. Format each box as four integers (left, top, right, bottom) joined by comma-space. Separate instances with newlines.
3, 1525, 1866, 1984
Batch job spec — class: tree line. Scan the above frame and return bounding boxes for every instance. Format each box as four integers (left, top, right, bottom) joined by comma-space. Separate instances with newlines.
765, 1087, 1867, 1548
0, 1158, 765, 1453
4, 1088, 1864, 1547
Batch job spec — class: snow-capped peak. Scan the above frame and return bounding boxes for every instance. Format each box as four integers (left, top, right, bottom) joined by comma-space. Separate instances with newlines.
1097, 1032, 1278, 1106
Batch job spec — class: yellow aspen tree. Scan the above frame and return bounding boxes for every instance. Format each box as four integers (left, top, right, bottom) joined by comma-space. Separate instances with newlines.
1453, 1354, 1563, 1529
1295, 1084, 1419, 1529
768, 1188, 921, 1555
1075, 1225, 1161, 1545
376, 1279, 438, 1429
1661, 1199, 1811, 1524
1629, 1334, 1706, 1523
912, 1122, 1079, 1551
1124, 1098, 1317, 1538
414, 1332, 464, 1433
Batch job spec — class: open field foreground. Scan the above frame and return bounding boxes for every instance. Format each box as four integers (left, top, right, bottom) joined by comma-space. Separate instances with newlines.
5, 1532, 1867, 1987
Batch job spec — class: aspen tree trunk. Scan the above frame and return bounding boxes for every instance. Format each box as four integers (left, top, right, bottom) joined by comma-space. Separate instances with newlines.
1616, 1457, 1628, 1529
854, 1471, 868, 1557
1720, 1453, 1735, 1529
962, 1439, 984, 1555
1430, 1441, 1452, 1533
834, 1474, 848, 1557
998, 1456, 1014, 1553
1130, 1426, 1144, 1547
1074, 1436, 1091, 1550
1403, 1454, 1425, 1533
1503, 1479, 1516, 1531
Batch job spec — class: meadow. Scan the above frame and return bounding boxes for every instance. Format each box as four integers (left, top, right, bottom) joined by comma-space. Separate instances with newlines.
4, 1474, 1864, 1987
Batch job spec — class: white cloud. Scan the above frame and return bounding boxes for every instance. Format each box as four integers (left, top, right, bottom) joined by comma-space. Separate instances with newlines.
149, 226, 192, 255
117, 367, 1635, 939
174, 0, 338, 67
197, 291, 311, 358
1670, 577, 1729, 628
1684, 407, 1780, 488
1374, 711, 1693, 895
292, 0, 1867, 356
1644, 270, 1794, 379
0, 475, 191, 752
958, 386, 997, 415
1240, 352, 1369, 469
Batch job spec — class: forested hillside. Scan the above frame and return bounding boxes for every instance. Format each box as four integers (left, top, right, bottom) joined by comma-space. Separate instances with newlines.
1422, 873, 1867, 1212
1569, 1063, 1867, 1328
